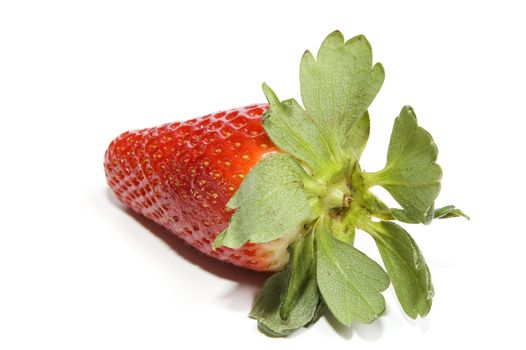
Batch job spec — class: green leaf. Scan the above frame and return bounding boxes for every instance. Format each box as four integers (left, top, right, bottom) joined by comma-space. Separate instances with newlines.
359, 177, 394, 220
433, 205, 470, 220
364, 106, 442, 223
300, 31, 384, 157
304, 300, 326, 328
212, 230, 226, 249
262, 83, 337, 174
368, 221, 434, 319
250, 232, 320, 337
391, 205, 469, 224
250, 258, 319, 337
347, 111, 370, 161
216, 153, 317, 249
256, 322, 286, 338
280, 232, 316, 320
316, 220, 389, 325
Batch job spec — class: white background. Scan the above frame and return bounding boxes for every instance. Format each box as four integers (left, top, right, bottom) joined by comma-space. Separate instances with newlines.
1, 0, 524, 348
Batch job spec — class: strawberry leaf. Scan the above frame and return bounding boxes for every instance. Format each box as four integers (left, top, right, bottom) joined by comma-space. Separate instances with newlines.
216, 153, 318, 249
300, 31, 384, 158
262, 84, 337, 174
347, 111, 371, 162
390, 205, 469, 224
212, 229, 226, 249
433, 205, 470, 220
304, 300, 326, 328
280, 230, 316, 320
364, 106, 442, 223
366, 221, 434, 319
316, 220, 389, 325
250, 241, 319, 337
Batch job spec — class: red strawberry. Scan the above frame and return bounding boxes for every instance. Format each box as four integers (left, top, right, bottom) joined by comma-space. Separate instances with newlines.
105, 104, 294, 271
105, 31, 465, 337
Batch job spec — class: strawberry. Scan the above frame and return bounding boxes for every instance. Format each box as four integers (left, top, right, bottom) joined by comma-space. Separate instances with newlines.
105, 31, 467, 337
105, 104, 294, 271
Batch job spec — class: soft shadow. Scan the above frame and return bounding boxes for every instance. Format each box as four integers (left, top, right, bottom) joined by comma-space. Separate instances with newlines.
390, 289, 432, 333
353, 318, 384, 341
325, 313, 353, 340
324, 309, 385, 341
105, 189, 269, 290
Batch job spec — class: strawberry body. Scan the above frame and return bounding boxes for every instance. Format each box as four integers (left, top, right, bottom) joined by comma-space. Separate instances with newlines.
104, 104, 293, 271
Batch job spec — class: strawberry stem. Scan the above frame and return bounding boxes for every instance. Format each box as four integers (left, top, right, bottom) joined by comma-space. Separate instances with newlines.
322, 180, 350, 211
302, 177, 326, 197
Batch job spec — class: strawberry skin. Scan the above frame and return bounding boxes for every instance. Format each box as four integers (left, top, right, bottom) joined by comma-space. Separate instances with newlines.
104, 104, 294, 271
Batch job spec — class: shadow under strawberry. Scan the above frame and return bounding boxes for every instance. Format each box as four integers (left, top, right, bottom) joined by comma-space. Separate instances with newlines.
105, 188, 270, 289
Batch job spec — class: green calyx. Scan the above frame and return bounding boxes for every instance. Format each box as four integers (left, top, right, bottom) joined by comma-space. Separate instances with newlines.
213, 30, 468, 337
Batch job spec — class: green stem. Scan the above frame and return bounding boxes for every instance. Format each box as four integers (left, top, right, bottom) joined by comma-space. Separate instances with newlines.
330, 218, 355, 244
362, 171, 383, 189
303, 177, 326, 197
355, 217, 382, 239
323, 184, 347, 210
